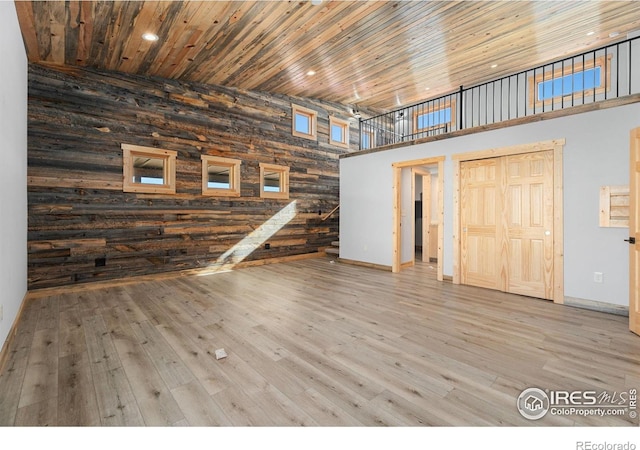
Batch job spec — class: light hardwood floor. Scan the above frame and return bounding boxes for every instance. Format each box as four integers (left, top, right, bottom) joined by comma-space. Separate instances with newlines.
0, 257, 638, 426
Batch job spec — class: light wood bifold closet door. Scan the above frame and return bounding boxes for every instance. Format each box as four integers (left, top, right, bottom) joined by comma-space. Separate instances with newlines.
461, 150, 554, 300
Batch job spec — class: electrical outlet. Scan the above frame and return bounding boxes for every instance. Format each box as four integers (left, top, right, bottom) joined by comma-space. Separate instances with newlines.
594, 272, 604, 283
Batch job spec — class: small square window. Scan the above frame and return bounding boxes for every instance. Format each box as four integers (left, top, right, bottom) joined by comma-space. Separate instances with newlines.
296, 114, 311, 135
329, 116, 350, 149
122, 143, 176, 194
292, 104, 317, 141
201, 155, 241, 197
260, 163, 289, 200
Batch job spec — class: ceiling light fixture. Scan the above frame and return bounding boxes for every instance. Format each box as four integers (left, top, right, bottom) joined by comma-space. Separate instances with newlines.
587, 31, 595, 36
307, 70, 316, 76
310, 0, 323, 5
609, 31, 620, 38
491, 64, 498, 69
142, 32, 159, 42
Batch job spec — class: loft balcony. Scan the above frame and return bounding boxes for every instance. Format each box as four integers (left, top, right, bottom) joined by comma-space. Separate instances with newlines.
359, 35, 640, 152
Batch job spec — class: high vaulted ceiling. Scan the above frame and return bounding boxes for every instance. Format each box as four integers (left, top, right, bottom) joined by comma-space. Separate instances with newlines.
14, 0, 640, 113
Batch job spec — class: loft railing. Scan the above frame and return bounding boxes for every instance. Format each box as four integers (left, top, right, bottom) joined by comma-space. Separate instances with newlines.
360, 35, 640, 150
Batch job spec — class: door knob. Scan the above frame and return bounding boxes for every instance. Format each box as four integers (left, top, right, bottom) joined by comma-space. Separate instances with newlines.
624, 237, 636, 244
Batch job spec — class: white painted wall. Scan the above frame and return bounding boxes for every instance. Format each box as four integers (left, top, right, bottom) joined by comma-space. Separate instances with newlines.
341, 103, 639, 307
0, 3, 28, 349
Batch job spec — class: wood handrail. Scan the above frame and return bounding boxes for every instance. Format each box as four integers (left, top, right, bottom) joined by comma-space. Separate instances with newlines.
321, 205, 339, 221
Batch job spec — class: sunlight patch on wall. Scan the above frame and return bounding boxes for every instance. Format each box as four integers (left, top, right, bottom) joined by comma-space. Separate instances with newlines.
197, 200, 298, 275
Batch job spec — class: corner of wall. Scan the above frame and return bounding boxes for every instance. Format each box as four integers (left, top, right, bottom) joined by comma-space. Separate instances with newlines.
0, 2, 29, 352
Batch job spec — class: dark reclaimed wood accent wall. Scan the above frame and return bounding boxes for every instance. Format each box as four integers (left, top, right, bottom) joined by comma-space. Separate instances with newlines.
27, 63, 355, 290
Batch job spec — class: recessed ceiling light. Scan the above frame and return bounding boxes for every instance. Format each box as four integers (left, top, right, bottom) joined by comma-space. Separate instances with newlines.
425, 87, 430, 91
307, 70, 316, 76
310, 0, 323, 5
587, 31, 595, 36
609, 31, 620, 38
491, 64, 498, 69
142, 33, 159, 42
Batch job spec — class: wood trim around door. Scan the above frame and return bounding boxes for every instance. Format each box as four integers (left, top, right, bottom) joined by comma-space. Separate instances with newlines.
553, 143, 565, 304
413, 168, 432, 264
392, 156, 445, 279
392, 166, 402, 273
452, 139, 565, 303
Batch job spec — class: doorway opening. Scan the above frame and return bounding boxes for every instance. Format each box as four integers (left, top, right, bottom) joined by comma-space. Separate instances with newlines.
413, 168, 438, 264
392, 156, 445, 281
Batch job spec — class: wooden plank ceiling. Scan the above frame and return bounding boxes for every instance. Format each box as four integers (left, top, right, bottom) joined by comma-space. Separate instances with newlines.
14, 0, 640, 112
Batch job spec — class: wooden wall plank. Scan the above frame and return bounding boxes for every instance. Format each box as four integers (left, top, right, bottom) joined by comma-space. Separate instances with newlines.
27, 63, 351, 289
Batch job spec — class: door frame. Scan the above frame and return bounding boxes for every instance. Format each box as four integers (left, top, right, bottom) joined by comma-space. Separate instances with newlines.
413, 167, 432, 264
392, 156, 445, 280
452, 139, 565, 303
